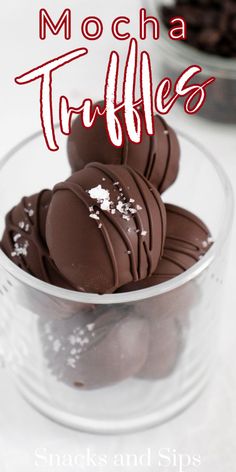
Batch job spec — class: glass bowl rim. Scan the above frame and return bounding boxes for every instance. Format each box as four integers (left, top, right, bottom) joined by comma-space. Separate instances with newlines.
0, 128, 234, 305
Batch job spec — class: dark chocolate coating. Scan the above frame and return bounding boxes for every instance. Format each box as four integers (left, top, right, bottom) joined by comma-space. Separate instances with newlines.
46, 163, 166, 294
133, 281, 200, 380
67, 102, 180, 194
0, 191, 72, 289
118, 203, 212, 292
39, 305, 149, 390
136, 302, 182, 379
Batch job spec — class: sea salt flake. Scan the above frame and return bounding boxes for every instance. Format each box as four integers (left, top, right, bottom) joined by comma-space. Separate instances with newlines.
53, 340, 61, 352
11, 240, 29, 257
87, 323, 95, 332
67, 358, 76, 368
164, 130, 169, 135
116, 201, 124, 213
88, 185, 110, 202
89, 213, 100, 221
122, 215, 130, 221
98, 223, 102, 229
141, 230, 147, 236
24, 208, 34, 217
129, 198, 135, 203
69, 335, 76, 345
78, 337, 89, 346
136, 205, 142, 211
13, 233, 21, 242
18, 221, 25, 229
100, 200, 111, 211
88, 185, 114, 213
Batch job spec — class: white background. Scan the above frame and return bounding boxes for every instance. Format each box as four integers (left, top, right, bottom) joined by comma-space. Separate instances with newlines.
0, 1, 236, 471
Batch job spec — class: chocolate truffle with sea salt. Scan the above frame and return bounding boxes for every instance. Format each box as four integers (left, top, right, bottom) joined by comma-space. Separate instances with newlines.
39, 305, 150, 390
67, 101, 180, 194
0, 191, 72, 289
118, 203, 212, 292
46, 163, 167, 294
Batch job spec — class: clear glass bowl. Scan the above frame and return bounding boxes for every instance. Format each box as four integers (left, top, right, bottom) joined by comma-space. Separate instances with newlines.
145, 0, 236, 124
0, 129, 233, 434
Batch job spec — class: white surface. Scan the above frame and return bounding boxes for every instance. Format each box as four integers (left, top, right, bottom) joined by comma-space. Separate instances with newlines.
0, 1, 236, 471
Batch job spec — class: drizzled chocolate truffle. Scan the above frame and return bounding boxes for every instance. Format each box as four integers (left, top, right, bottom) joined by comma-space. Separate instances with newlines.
39, 306, 149, 390
0, 191, 71, 289
67, 102, 180, 194
46, 163, 166, 294
117, 204, 211, 380
118, 203, 212, 292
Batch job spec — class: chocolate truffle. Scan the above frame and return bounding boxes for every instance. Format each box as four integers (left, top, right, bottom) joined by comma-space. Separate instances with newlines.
137, 303, 182, 380
46, 163, 167, 294
133, 281, 200, 380
118, 203, 212, 292
0, 191, 71, 289
39, 305, 149, 390
67, 101, 180, 193
117, 204, 211, 380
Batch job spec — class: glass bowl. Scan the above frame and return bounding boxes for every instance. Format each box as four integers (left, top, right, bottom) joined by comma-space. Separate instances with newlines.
145, 0, 236, 124
0, 129, 233, 434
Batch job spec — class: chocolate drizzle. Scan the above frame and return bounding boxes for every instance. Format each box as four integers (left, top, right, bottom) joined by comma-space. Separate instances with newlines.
118, 203, 212, 292
143, 132, 156, 183
121, 133, 130, 166
47, 163, 166, 294
67, 101, 180, 194
0, 190, 72, 288
157, 117, 173, 193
